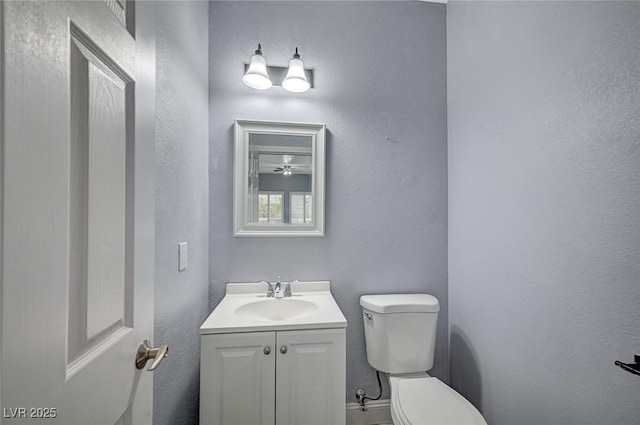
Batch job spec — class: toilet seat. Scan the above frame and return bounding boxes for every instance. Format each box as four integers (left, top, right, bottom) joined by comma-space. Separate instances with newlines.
390, 376, 487, 425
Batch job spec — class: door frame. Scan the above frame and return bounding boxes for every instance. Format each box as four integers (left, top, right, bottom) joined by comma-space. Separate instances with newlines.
129, 0, 156, 421
129, 0, 157, 422
1, 0, 6, 418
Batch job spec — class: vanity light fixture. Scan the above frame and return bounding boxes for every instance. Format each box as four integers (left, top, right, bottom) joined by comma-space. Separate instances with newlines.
282, 48, 311, 93
242, 44, 272, 90
242, 45, 313, 92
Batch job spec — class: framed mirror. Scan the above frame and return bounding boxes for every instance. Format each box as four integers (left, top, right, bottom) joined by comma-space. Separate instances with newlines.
234, 120, 326, 237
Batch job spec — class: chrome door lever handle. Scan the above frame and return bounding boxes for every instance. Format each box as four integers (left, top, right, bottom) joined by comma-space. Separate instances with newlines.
135, 339, 169, 371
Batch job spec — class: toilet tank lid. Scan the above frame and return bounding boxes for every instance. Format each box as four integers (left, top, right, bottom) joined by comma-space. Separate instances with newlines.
360, 294, 440, 313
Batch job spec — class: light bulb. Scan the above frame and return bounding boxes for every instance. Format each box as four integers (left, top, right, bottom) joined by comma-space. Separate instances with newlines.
242, 44, 272, 90
282, 48, 310, 93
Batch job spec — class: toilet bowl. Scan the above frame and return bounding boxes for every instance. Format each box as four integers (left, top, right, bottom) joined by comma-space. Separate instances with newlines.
360, 294, 487, 425
389, 373, 486, 425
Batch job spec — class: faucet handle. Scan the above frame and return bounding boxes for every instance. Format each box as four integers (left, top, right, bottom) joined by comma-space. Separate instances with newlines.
259, 280, 275, 297
284, 280, 298, 297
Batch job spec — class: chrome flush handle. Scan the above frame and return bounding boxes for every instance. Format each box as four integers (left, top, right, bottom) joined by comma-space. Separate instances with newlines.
135, 339, 169, 371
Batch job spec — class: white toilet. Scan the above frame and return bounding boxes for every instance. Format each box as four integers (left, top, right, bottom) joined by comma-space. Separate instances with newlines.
360, 294, 487, 425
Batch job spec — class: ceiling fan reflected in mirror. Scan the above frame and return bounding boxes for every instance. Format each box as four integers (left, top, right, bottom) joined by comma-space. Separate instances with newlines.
273, 165, 293, 176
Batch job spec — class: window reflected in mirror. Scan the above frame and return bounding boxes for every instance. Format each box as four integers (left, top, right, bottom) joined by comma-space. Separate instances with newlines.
290, 192, 312, 224
257, 192, 283, 224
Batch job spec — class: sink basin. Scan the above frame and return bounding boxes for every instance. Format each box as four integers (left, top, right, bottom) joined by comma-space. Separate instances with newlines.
235, 298, 319, 321
200, 281, 347, 334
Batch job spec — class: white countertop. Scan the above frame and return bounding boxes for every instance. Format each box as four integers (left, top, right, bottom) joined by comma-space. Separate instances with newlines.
200, 281, 347, 335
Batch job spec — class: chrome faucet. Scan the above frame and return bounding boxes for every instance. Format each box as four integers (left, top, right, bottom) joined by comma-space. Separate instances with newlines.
262, 276, 298, 298
274, 275, 283, 297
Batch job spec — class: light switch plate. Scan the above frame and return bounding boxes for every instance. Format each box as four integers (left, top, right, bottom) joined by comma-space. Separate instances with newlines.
178, 242, 187, 272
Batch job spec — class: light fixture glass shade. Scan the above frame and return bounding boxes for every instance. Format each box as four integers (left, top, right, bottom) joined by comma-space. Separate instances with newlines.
282, 49, 310, 93
242, 46, 272, 90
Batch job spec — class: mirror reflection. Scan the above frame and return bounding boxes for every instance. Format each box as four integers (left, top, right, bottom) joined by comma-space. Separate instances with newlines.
248, 134, 313, 225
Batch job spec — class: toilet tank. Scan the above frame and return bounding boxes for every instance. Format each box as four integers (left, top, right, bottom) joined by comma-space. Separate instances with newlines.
360, 294, 439, 374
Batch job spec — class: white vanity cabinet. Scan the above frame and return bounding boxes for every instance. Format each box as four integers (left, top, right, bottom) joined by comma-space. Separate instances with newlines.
200, 281, 348, 425
200, 328, 346, 425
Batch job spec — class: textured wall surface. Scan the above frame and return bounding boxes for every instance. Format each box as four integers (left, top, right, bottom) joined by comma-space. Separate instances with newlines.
154, 2, 209, 424
448, 2, 640, 424
209, 1, 448, 400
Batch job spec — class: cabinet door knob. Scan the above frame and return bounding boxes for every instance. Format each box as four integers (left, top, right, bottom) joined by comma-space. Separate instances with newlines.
280, 345, 288, 354
263, 346, 271, 355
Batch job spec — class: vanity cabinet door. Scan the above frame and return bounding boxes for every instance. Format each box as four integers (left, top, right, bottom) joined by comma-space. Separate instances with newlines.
275, 329, 346, 425
201, 332, 276, 425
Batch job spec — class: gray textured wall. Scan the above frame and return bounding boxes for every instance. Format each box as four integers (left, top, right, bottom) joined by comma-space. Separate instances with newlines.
448, 2, 640, 424
155, 2, 210, 424
209, 1, 448, 401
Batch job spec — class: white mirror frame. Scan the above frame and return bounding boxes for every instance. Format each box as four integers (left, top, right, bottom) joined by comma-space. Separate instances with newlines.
234, 119, 326, 237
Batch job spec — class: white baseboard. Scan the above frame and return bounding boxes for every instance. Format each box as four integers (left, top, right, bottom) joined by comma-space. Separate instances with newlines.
345, 399, 392, 425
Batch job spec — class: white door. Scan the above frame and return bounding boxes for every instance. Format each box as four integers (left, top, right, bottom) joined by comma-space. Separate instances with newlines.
200, 332, 276, 425
1, 1, 156, 424
276, 329, 346, 425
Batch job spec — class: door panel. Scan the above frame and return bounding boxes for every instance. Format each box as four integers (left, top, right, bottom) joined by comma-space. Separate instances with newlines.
1, 1, 155, 424
68, 23, 133, 369
201, 332, 276, 425
276, 329, 346, 425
